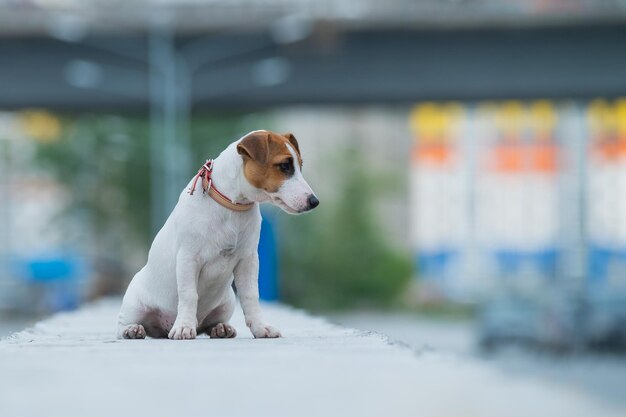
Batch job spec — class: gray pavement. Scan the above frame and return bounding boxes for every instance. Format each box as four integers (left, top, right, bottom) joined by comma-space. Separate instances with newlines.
0, 300, 623, 417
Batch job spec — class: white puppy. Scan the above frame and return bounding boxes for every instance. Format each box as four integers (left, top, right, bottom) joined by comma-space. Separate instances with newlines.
117, 130, 318, 339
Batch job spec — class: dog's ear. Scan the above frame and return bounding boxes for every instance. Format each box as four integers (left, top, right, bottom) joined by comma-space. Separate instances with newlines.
283, 132, 300, 155
283, 132, 303, 166
237, 131, 270, 164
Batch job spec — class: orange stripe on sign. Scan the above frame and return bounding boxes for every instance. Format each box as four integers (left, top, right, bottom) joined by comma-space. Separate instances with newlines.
591, 138, 626, 161
531, 144, 558, 172
487, 143, 558, 173
412, 144, 455, 166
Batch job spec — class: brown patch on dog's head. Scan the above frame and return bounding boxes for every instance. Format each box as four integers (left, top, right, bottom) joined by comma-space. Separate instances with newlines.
237, 130, 303, 193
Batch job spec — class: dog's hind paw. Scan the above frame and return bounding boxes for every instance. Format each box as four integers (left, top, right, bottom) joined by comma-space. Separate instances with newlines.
209, 323, 237, 339
121, 324, 146, 339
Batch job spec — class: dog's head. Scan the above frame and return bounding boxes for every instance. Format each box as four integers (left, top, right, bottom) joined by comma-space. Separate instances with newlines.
237, 130, 319, 214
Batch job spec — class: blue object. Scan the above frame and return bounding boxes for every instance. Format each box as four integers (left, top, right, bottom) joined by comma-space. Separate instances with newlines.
416, 249, 458, 280
11, 254, 85, 312
587, 244, 626, 292
24, 258, 77, 282
258, 213, 279, 301
492, 248, 559, 278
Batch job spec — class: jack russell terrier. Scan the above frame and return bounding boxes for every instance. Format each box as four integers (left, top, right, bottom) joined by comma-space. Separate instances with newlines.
117, 130, 319, 340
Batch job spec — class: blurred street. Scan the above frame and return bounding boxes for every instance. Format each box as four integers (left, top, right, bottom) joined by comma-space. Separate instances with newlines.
333, 312, 626, 410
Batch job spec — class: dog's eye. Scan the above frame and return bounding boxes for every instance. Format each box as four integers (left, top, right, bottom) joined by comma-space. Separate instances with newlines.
277, 160, 293, 174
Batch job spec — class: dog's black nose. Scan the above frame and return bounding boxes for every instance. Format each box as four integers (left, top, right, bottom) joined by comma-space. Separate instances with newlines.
307, 194, 319, 209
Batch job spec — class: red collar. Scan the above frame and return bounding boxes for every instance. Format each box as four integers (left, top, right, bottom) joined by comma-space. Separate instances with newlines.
188, 160, 254, 212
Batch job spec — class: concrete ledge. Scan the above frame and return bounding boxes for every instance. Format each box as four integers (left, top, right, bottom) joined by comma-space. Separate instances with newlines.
0, 299, 620, 417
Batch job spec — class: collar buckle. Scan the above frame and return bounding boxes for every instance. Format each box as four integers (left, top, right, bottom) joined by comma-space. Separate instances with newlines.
188, 159, 254, 212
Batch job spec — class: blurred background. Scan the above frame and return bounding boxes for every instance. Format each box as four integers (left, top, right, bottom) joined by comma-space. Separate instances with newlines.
1, 0, 626, 411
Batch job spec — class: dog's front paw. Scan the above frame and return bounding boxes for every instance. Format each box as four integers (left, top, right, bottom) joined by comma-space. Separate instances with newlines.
168, 321, 197, 340
249, 323, 282, 338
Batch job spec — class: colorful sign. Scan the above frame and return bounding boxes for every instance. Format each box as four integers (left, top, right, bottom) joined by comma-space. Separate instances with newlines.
586, 99, 626, 292
409, 102, 468, 298
475, 101, 560, 287
410, 100, 563, 299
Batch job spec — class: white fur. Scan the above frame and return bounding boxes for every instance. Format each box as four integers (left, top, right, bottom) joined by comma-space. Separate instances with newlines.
117, 132, 316, 340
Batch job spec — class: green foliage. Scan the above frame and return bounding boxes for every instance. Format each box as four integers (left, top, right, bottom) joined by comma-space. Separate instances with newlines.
279, 148, 412, 310
36, 115, 152, 252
